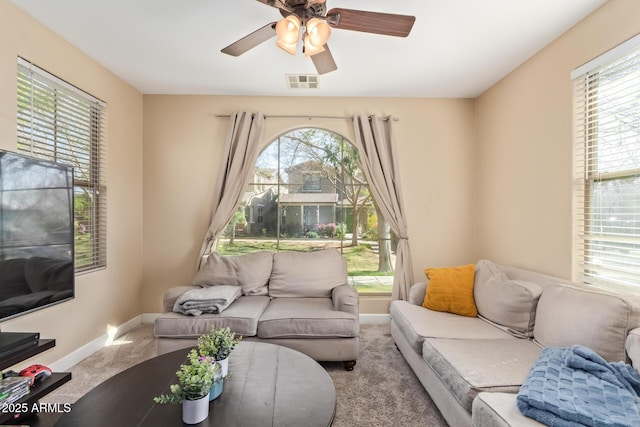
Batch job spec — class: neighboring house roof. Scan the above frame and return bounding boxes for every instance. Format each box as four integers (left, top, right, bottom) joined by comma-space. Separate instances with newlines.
243, 187, 279, 205
279, 193, 339, 204
284, 159, 323, 172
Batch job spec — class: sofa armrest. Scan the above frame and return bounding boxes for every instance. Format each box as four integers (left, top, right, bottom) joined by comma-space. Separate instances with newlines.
162, 285, 200, 313
408, 281, 428, 306
626, 327, 640, 368
332, 284, 359, 315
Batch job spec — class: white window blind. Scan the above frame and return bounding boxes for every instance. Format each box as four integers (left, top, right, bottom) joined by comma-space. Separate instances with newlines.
17, 57, 107, 272
574, 35, 640, 293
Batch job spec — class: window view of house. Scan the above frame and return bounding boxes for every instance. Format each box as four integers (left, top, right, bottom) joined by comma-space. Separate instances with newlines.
218, 128, 394, 293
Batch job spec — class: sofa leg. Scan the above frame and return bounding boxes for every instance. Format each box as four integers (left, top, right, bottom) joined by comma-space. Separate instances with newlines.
343, 360, 356, 371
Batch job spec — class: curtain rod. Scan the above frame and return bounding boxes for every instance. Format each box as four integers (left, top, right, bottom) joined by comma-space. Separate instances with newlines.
212, 113, 398, 122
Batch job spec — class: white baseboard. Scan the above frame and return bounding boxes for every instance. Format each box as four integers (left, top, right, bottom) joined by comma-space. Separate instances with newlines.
142, 312, 161, 324
359, 314, 391, 324
49, 314, 145, 372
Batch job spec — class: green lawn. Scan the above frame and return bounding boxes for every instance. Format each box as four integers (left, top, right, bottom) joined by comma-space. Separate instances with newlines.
74, 233, 92, 268
352, 282, 393, 294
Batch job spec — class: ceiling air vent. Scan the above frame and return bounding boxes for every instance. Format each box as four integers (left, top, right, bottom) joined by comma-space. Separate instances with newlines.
286, 74, 319, 89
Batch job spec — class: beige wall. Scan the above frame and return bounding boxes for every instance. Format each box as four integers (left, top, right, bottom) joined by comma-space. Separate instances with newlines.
475, 0, 640, 279
142, 96, 476, 312
0, 3, 144, 365
2, 0, 632, 338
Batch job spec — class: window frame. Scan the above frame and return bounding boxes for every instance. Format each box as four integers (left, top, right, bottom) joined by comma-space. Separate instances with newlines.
17, 57, 107, 273
219, 128, 394, 295
573, 35, 640, 293
302, 173, 322, 192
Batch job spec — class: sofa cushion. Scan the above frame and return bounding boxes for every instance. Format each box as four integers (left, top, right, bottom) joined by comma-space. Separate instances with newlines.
472, 392, 543, 427
390, 300, 513, 354
257, 297, 358, 339
423, 264, 477, 317
409, 281, 428, 306
500, 264, 569, 290
474, 259, 508, 289
154, 295, 270, 338
423, 338, 543, 411
192, 251, 272, 296
626, 328, 640, 369
269, 249, 347, 298
533, 284, 640, 362
474, 261, 543, 338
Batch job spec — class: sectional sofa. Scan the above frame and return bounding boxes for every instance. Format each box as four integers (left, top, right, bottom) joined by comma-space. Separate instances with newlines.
153, 249, 360, 370
390, 260, 640, 426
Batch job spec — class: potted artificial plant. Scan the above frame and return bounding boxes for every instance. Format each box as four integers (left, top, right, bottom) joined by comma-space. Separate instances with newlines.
154, 349, 219, 424
197, 326, 241, 378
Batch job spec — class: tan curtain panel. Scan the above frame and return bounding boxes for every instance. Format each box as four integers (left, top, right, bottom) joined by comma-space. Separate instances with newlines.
198, 112, 265, 265
352, 114, 414, 300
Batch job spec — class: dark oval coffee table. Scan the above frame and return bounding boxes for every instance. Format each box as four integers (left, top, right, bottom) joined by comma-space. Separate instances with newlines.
54, 341, 336, 426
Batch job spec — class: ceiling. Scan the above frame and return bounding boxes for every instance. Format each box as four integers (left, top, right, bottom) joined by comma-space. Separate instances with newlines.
11, 0, 607, 98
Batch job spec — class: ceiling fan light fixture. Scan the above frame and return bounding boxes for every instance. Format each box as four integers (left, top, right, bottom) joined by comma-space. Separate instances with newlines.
277, 39, 298, 55
303, 35, 326, 57
276, 14, 301, 45
220, 1, 414, 75
306, 18, 331, 47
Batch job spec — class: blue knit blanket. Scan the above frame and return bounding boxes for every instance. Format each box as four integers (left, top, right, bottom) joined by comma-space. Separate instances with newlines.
516, 346, 640, 427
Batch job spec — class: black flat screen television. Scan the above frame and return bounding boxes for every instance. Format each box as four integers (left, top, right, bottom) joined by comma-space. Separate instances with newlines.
0, 149, 74, 322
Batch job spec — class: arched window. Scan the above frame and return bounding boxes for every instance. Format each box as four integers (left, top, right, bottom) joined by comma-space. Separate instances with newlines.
218, 128, 394, 294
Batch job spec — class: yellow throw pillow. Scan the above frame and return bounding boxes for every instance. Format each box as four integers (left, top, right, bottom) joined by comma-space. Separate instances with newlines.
423, 264, 477, 317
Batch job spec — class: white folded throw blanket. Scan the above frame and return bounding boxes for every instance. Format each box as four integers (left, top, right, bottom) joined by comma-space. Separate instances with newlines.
173, 285, 241, 316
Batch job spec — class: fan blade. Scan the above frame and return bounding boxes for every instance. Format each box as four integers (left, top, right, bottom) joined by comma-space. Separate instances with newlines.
221, 22, 277, 56
256, 0, 292, 12
311, 45, 337, 75
326, 8, 415, 37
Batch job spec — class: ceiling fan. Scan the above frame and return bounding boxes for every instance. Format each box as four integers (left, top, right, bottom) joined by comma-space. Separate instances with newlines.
221, 0, 416, 75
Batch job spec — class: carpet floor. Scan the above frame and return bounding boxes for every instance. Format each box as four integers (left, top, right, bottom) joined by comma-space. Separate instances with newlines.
43, 323, 447, 427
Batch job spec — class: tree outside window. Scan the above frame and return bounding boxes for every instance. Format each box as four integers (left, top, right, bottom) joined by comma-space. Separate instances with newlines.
219, 128, 394, 293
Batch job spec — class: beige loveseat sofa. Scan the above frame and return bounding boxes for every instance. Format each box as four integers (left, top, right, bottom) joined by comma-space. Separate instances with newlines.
154, 249, 360, 370
390, 260, 640, 426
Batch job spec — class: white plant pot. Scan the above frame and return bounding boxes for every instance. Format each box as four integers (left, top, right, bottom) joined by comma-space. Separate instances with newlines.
217, 357, 229, 377
182, 393, 210, 425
